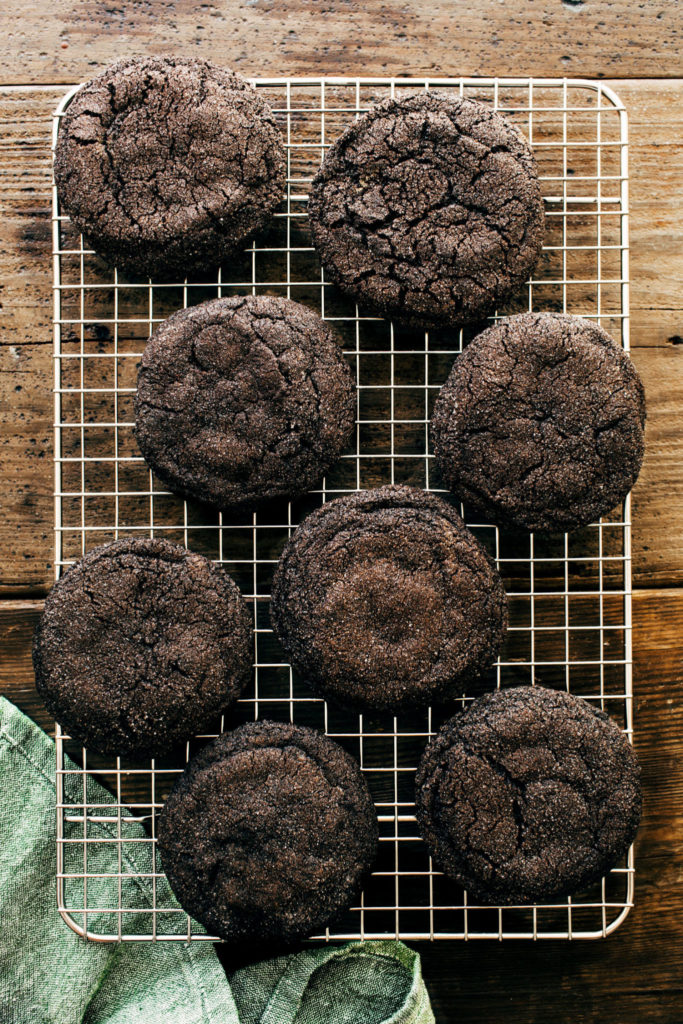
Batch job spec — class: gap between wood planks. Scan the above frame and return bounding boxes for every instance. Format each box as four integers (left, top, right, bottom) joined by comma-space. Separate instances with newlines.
1, 587, 682, 1024
0, 1, 681, 83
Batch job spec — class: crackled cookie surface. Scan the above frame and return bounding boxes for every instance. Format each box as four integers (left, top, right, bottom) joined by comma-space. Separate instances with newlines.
134, 295, 355, 511
270, 485, 508, 711
308, 93, 545, 328
158, 721, 378, 945
54, 56, 285, 278
32, 538, 252, 758
415, 686, 642, 904
432, 313, 646, 533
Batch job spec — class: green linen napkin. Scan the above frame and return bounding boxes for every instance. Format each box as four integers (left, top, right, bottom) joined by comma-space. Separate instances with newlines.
0, 696, 434, 1024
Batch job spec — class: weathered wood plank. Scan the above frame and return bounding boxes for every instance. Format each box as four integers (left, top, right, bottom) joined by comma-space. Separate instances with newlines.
1, 7, 681, 1017
2, 588, 682, 1022
1, 80, 681, 592
631, 345, 683, 587
615, 81, 683, 351
0, 1, 681, 85
413, 588, 683, 1024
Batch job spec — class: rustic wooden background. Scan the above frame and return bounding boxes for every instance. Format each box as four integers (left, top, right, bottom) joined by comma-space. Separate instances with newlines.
1, 3, 682, 1022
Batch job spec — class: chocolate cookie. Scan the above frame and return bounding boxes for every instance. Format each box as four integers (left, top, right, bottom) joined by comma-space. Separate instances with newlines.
157, 721, 378, 945
415, 686, 641, 904
32, 538, 252, 758
308, 93, 545, 329
432, 313, 646, 533
270, 485, 508, 711
134, 295, 355, 511
54, 56, 285, 278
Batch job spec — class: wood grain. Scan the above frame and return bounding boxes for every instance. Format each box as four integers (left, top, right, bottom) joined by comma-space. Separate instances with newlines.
1, 80, 682, 591
1, 8, 682, 1015
2, 588, 682, 1023
0, 1, 681, 85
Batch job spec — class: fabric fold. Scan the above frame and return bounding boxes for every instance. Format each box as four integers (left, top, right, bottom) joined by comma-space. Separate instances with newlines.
0, 697, 434, 1024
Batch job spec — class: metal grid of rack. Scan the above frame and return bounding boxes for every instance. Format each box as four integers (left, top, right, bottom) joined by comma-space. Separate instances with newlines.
52, 77, 633, 942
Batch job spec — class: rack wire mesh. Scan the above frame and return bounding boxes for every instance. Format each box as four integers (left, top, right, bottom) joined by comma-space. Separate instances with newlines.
51, 76, 633, 942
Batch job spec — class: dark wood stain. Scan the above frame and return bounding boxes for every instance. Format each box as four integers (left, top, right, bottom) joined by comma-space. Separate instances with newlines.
0, 5, 682, 1019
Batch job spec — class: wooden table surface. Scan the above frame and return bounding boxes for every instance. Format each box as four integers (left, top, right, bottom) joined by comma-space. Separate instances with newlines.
1, 4, 682, 1022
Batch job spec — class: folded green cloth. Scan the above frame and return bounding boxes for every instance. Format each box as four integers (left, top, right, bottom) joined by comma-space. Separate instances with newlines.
0, 697, 434, 1024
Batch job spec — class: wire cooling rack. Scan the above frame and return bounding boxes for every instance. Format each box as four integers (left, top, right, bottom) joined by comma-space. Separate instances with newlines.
51, 77, 634, 942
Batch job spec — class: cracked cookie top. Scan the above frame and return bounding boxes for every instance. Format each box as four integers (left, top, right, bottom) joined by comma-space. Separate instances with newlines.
432, 313, 646, 533
308, 93, 545, 329
157, 720, 378, 945
54, 55, 286, 278
134, 295, 355, 511
415, 686, 641, 904
270, 485, 508, 711
32, 537, 252, 758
